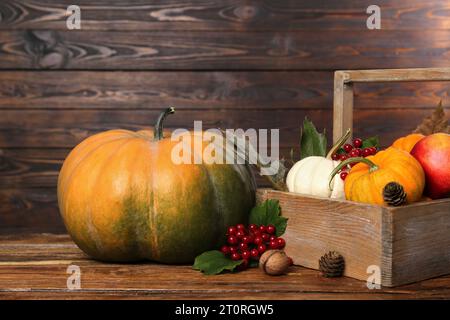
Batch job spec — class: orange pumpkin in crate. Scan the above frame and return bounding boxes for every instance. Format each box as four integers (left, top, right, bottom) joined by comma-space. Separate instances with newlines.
331, 147, 425, 205
391, 133, 425, 153
57, 108, 256, 263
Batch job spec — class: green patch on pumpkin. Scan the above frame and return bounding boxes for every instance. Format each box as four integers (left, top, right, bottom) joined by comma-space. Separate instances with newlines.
112, 192, 153, 261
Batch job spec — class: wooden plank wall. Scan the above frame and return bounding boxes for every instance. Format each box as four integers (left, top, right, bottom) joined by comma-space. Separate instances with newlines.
0, 0, 449, 234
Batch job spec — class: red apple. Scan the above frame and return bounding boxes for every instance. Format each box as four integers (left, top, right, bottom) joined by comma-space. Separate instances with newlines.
411, 133, 450, 199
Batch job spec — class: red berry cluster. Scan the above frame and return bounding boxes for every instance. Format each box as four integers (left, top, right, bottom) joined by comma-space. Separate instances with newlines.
220, 223, 285, 270
331, 138, 378, 180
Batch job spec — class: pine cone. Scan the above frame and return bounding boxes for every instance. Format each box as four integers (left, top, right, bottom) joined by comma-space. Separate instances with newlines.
383, 182, 407, 206
319, 251, 345, 277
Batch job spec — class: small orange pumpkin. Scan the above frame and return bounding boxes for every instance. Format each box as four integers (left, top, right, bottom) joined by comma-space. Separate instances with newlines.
391, 133, 425, 153
331, 147, 425, 205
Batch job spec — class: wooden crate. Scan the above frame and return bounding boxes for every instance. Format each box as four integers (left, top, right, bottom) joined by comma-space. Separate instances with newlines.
260, 68, 450, 287
257, 189, 450, 287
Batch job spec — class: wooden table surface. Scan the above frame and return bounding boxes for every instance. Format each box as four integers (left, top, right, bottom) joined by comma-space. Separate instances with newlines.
1, 234, 449, 300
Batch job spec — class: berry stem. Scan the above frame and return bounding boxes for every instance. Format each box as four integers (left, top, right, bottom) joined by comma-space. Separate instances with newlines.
154, 107, 175, 141
328, 156, 379, 190
326, 128, 352, 160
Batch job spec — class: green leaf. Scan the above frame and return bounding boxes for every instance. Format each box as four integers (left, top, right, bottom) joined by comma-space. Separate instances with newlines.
300, 118, 327, 159
362, 136, 379, 148
249, 199, 288, 237
193, 250, 242, 275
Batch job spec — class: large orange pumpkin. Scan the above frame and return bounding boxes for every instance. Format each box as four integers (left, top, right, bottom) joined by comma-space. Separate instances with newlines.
391, 133, 425, 153
331, 147, 425, 205
57, 108, 256, 263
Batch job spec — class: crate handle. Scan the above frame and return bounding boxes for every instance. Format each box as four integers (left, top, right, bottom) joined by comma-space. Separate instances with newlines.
332, 67, 450, 144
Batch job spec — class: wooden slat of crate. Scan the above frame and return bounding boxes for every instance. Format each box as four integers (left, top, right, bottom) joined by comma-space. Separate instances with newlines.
388, 200, 450, 286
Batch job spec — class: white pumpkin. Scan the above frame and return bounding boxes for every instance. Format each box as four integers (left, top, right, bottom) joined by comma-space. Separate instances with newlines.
286, 156, 344, 198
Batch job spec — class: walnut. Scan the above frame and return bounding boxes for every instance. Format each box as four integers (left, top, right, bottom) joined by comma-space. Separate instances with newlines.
259, 250, 292, 276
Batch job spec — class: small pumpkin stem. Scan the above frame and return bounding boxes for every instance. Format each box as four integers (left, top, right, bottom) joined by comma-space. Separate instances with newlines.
326, 128, 352, 159
154, 107, 175, 140
328, 156, 379, 190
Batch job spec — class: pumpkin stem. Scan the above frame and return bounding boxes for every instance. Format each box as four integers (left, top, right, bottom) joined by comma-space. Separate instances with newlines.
326, 128, 352, 159
328, 156, 379, 190
154, 107, 175, 140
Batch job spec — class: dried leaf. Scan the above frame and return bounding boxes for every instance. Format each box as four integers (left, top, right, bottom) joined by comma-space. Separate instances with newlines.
220, 129, 288, 191
413, 100, 449, 135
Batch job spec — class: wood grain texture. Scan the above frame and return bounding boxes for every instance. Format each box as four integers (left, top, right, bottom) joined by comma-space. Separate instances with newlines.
0, 188, 64, 234
0, 109, 326, 148
343, 68, 450, 83
0, 148, 65, 188
2, 30, 450, 70
380, 208, 394, 289
354, 82, 450, 109
257, 189, 450, 287
388, 200, 450, 286
1, 71, 448, 110
1, 0, 449, 31
0, 71, 333, 110
0, 71, 447, 150
0, 108, 442, 148
0, 233, 449, 299
333, 71, 354, 143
